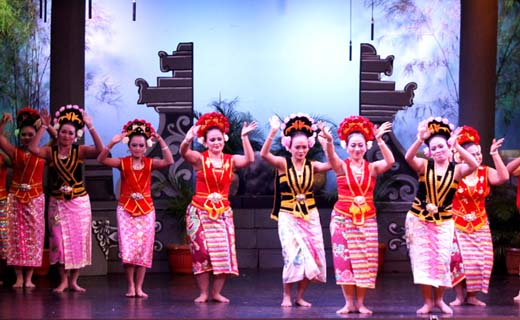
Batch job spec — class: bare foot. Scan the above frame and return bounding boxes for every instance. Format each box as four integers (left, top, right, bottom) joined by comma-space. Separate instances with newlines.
416, 304, 432, 314
467, 296, 486, 306
435, 300, 453, 314
53, 282, 68, 293
514, 292, 520, 302
357, 304, 373, 314
136, 290, 149, 298
336, 304, 357, 314
281, 296, 292, 307
12, 281, 24, 288
69, 283, 86, 292
295, 299, 312, 307
449, 297, 464, 306
194, 294, 209, 303
212, 294, 230, 303
25, 282, 36, 288
126, 288, 136, 297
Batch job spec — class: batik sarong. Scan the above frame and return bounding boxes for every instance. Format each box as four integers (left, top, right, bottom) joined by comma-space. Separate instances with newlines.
117, 206, 155, 268
451, 224, 493, 293
48, 195, 92, 269
331, 210, 378, 288
6, 194, 45, 266
406, 212, 454, 288
186, 204, 238, 276
0, 199, 7, 259
278, 208, 326, 284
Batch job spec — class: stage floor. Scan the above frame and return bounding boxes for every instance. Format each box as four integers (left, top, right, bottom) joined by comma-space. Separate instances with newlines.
1, 269, 519, 319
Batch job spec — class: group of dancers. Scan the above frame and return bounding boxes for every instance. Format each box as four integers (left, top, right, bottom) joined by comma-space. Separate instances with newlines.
0, 105, 519, 316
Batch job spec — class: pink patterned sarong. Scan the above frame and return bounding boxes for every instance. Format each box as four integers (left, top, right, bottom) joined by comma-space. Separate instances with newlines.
48, 195, 92, 269
6, 194, 45, 267
186, 204, 238, 276
0, 199, 7, 259
331, 210, 378, 288
116, 205, 155, 268
452, 224, 493, 293
278, 209, 326, 284
405, 212, 454, 288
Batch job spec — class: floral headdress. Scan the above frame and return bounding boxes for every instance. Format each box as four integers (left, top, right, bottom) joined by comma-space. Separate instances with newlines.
421, 117, 455, 156
16, 107, 41, 134
196, 112, 230, 144
457, 125, 480, 146
337, 115, 375, 149
122, 119, 155, 148
53, 104, 85, 138
280, 113, 318, 151
424, 116, 454, 146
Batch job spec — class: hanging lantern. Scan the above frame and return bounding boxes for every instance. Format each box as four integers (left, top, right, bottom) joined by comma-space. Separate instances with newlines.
133, 0, 136, 21
371, 0, 374, 40
349, 0, 352, 61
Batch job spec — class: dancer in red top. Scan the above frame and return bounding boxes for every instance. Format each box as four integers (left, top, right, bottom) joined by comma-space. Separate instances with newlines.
318, 116, 394, 314
506, 155, 520, 302
180, 112, 256, 303
0, 108, 55, 288
98, 119, 173, 297
450, 126, 508, 306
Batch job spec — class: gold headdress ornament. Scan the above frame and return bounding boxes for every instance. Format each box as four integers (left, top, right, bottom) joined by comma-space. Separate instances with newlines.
16, 107, 41, 130
196, 112, 230, 143
122, 119, 155, 147
53, 104, 85, 137
424, 116, 454, 145
281, 113, 316, 138
457, 125, 480, 146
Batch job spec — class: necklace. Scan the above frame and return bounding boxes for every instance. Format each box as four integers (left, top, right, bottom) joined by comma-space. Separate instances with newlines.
350, 160, 364, 175
58, 148, 70, 160
463, 172, 479, 187
209, 154, 223, 168
132, 160, 144, 170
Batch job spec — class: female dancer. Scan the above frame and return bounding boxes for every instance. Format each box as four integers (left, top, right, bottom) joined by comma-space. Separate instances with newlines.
180, 112, 256, 303
450, 126, 508, 306
405, 117, 478, 314
260, 114, 329, 307
318, 116, 394, 314
98, 119, 173, 297
0, 108, 53, 287
506, 155, 520, 302
28, 104, 103, 292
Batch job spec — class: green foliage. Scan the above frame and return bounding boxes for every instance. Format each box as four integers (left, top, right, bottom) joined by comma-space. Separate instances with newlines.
164, 177, 194, 229
487, 184, 520, 248
0, 0, 49, 120
195, 96, 265, 154
496, 0, 520, 125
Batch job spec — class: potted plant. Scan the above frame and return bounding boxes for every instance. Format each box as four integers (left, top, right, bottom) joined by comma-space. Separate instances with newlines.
487, 184, 520, 275
163, 178, 194, 274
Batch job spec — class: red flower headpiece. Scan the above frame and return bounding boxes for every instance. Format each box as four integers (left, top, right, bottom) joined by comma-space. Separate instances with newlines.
337, 116, 375, 143
457, 125, 480, 146
16, 107, 41, 129
196, 112, 230, 139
